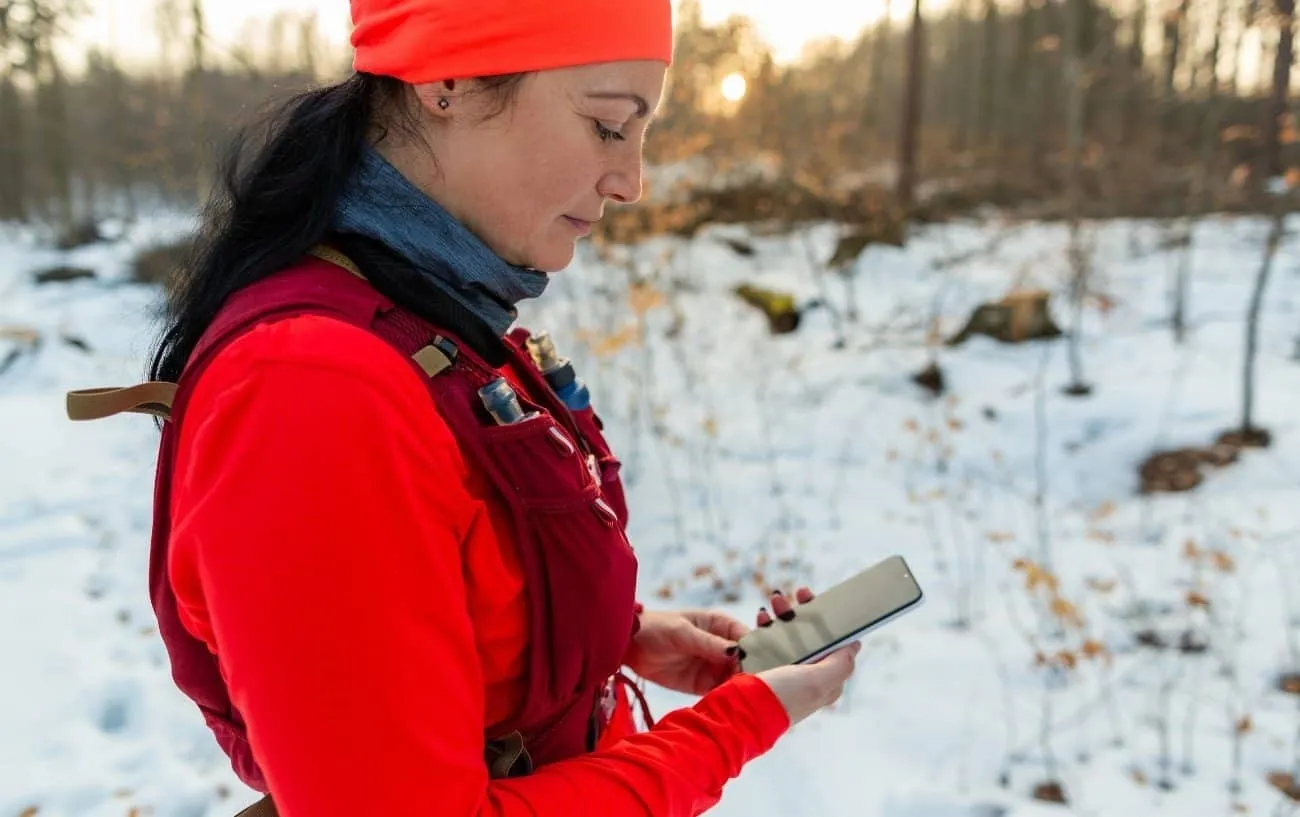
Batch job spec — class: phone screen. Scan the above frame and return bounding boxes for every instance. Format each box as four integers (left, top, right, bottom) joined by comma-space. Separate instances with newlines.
738, 555, 923, 673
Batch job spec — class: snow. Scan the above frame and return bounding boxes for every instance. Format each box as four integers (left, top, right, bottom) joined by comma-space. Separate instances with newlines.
4, 210, 1300, 817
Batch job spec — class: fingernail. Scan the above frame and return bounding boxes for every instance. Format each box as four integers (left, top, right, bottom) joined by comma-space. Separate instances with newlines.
778, 610, 796, 622
738, 647, 747, 660
771, 589, 784, 596
725, 645, 738, 656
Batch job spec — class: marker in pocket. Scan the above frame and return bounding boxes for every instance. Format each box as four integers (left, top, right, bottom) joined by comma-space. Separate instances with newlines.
478, 378, 537, 426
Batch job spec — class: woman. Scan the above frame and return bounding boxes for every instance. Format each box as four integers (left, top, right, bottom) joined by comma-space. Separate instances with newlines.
69, 1, 860, 815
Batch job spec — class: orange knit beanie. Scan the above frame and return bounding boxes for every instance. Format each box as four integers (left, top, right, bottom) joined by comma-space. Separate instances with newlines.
350, 0, 674, 84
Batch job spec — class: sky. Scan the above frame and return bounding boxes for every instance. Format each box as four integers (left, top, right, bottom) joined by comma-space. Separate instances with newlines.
69, 0, 894, 73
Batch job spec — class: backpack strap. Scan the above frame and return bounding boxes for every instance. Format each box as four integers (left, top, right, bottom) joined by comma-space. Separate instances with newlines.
66, 382, 179, 421
64, 246, 455, 423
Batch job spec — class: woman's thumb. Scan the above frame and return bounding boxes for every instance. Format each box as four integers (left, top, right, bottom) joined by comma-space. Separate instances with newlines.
807, 642, 860, 681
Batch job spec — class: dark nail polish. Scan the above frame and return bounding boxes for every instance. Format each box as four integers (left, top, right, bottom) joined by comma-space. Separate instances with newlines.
738, 647, 747, 660
772, 589, 784, 596
725, 645, 738, 656
778, 610, 796, 622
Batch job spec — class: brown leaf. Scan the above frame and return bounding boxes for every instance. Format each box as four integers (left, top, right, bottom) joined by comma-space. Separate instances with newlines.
1130, 768, 1148, 785
1212, 551, 1237, 573
1187, 590, 1211, 609
903, 418, 920, 433
1051, 598, 1084, 628
19, 807, 40, 817
1183, 539, 1200, 561
947, 417, 965, 432
701, 416, 719, 438
655, 584, 674, 600
1090, 501, 1117, 521
1056, 650, 1078, 670
1236, 715, 1253, 734
1087, 529, 1117, 544
628, 283, 665, 314
692, 565, 715, 579
1267, 771, 1300, 801
1081, 639, 1109, 661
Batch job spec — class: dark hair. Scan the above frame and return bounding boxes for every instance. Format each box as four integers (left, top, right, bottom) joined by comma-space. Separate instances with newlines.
148, 71, 527, 384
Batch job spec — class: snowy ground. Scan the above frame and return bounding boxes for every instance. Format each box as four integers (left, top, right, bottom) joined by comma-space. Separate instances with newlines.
4, 211, 1300, 817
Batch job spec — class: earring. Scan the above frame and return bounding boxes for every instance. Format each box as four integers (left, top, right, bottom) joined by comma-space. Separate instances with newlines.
438, 97, 450, 110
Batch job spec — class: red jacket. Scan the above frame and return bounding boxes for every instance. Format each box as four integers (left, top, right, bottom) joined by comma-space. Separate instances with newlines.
167, 309, 791, 816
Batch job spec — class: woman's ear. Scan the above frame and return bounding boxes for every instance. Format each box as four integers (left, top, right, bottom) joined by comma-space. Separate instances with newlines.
412, 79, 462, 119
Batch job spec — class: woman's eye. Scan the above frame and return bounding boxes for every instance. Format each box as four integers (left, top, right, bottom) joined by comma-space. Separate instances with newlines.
594, 121, 625, 143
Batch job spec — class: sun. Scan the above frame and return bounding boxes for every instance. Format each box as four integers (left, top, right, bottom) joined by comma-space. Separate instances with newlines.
720, 72, 747, 103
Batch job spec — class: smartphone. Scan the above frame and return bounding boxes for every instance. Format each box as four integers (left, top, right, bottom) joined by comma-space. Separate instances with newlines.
737, 554, 924, 674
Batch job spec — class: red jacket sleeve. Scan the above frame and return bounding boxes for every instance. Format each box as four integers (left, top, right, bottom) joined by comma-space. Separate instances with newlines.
168, 315, 790, 817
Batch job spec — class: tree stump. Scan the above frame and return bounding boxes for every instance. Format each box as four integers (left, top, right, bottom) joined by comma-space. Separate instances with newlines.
33, 266, 96, 284
1138, 448, 1205, 493
733, 283, 801, 335
946, 289, 1064, 346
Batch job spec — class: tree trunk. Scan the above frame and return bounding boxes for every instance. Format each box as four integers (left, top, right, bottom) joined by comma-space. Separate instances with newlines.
1161, 0, 1188, 139
1242, 198, 1286, 432
0, 0, 27, 221
1265, 0, 1295, 178
1120, 0, 1147, 147
897, 0, 924, 212
188, 0, 208, 201
1011, 0, 1034, 167
871, 0, 894, 145
1064, 0, 1092, 396
978, 0, 1000, 151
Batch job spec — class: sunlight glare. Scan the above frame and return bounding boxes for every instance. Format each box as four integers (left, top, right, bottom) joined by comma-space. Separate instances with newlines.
721, 72, 748, 102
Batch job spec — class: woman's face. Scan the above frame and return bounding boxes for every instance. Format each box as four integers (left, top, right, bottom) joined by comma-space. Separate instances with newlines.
407, 60, 667, 272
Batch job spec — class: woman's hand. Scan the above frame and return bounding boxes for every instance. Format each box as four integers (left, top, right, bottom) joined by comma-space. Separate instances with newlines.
751, 587, 861, 727
625, 586, 832, 696
624, 609, 749, 696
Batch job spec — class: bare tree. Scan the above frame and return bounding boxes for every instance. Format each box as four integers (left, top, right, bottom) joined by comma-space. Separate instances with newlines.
897, 0, 925, 212
1241, 188, 1287, 437
186, 0, 208, 197
0, 0, 27, 221
1265, 0, 1295, 178
1062, 0, 1093, 397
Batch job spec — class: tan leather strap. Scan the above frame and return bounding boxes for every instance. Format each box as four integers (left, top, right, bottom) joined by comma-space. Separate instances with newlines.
412, 342, 454, 378
307, 245, 366, 281
234, 797, 278, 817
66, 382, 177, 421
66, 249, 454, 424
485, 731, 533, 779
